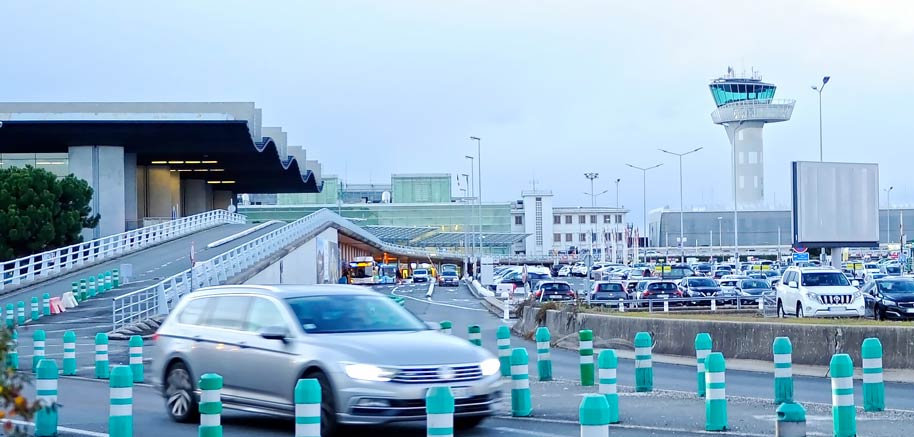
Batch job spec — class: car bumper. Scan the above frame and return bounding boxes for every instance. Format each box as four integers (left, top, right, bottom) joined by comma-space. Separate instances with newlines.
334, 374, 503, 424
413, 277, 428, 282
806, 303, 865, 317
883, 307, 914, 320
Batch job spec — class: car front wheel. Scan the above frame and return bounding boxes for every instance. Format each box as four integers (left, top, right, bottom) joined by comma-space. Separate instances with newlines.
164, 361, 198, 423
777, 299, 785, 318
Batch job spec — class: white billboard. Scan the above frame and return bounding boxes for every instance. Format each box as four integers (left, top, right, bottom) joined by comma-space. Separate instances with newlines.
791, 161, 879, 248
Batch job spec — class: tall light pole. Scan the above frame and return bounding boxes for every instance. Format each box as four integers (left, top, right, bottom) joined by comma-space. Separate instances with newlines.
615, 178, 621, 208
811, 75, 831, 162
717, 216, 723, 260
465, 155, 475, 263
461, 173, 470, 275
626, 163, 663, 256
885, 186, 894, 246
660, 146, 703, 260
470, 136, 482, 257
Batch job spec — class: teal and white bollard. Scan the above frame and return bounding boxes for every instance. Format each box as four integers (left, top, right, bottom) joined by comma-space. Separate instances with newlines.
105, 271, 113, 291
16, 300, 25, 325
775, 401, 807, 437
535, 327, 552, 381
129, 335, 144, 383
295, 378, 321, 437
42, 293, 51, 316
439, 320, 452, 335
468, 325, 482, 346
63, 331, 77, 376
579, 329, 595, 386
5, 303, 13, 328
89, 276, 97, 297
497, 325, 512, 377
109, 366, 133, 437
830, 354, 856, 437
510, 348, 532, 417
862, 338, 884, 412
705, 352, 728, 431
113, 269, 120, 288
31, 296, 40, 321
426, 386, 454, 437
7, 329, 18, 370
597, 349, 620, 424
579, 394, 611, 437
634, 331, 653, 392
98, 274, 106, 293
695, 333, 712, 398
35, 359, 59, 437
199, 373, 224, 437
95, 332, 110, 379
32, 330, 46, 372
773, 336, 794, 404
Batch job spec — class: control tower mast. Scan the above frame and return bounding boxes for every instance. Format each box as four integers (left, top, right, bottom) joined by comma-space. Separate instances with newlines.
710, 68, 795, 207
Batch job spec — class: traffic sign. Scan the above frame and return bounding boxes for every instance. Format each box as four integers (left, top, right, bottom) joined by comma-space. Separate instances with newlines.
793, 246, 807, 254
793, 252, 810, 262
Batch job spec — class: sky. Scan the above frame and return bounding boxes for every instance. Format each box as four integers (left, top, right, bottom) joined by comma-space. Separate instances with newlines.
2, 0, 914, 227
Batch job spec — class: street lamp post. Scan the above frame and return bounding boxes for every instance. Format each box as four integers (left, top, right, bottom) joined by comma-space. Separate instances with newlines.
717, 216, 723, 259
461, 173, 470, 275
626, 163, 663, 260
615, 178, 621, 208
470, 137, 482, 258
660, 146, 703, 261
811, 76, 831, 162
885, 186, 894, 246
465, 155, 475, 265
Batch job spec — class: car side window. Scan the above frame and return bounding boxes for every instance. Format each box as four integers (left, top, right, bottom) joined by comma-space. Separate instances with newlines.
177, 297, 210, 325
204, 296, 252, 330
245, 297, 287, 332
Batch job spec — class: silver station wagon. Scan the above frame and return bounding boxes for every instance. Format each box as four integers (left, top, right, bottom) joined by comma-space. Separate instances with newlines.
149, 284, 503, 436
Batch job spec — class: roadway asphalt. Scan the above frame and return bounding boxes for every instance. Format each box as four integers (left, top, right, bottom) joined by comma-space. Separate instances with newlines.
8, 281, 914, 436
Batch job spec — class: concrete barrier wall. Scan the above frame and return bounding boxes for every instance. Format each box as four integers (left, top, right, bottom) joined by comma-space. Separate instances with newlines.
514, 307, 914, 370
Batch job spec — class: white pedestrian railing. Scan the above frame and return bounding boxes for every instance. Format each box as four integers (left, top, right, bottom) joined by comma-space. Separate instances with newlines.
111, 208, 437, 329
0, 210, 246, 291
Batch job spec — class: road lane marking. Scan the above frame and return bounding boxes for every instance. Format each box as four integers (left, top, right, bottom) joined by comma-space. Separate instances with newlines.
488, 426, 573, 437
392, 289, 487, 312
496, 415, 770, 437
9, 419, 109, 437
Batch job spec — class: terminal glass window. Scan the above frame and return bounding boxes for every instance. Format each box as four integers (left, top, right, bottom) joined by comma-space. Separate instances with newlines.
590, 215, 597, 224
579, 215, 586, 224
603, 215, 612, 224
579, 233, 586, 242
565, 215, 572, 224
0, 153, 69, 177
565, 233, 572, 242
554, 215, 561, 225
709, 81, 777, 107
616, 214, 623, 223
515, 216, 523, 225
554, 233, 561, 242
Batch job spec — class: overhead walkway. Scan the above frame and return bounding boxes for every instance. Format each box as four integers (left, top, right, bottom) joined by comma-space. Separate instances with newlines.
0, 220, 285, 330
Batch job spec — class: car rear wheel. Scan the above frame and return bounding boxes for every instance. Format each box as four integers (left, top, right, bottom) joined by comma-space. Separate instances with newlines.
305, 370, 339, 437
875, 305, 884, 321
796, 303, 804, 318
164, 361, 198, 423
777, 299, 785, 318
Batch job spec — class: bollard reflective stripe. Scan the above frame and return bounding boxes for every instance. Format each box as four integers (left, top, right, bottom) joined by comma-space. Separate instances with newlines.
113, 269, 120, 288
31, 297, 40, 321
535, 327, 552, 382
109, 366, 134, 437
95, 332, 110, 379
497, 325, 512, 377
16, 301, 25, 325
129, 335, 144, 383
579, 394, 610, 437
773, 336, 794, 404
35, 359, 59, 437
467, 325, 482, 346
295, 379, 321, 437
8, 329, 18, 370
705, 352, 728, 431
5, 303, 13, 329
42, 293, 51, 316
32, 330, 46, 373
695, 333, 712, 398
634, 332, 653, 392
829, 353, 856, 437
439, 320, 452, 335
579, 330, 595, 386
510, 348, 532, 417
597, 349, 620, 424
199, 373, 224, 437
63, 331, 77, 376
426, 386, 454, 437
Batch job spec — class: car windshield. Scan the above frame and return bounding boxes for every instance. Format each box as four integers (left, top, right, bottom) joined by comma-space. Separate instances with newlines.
414, 269, 428, 275
801, 272, 850, 287
742, 280, 768, 289
720, 280, 737, 287
541, 283, 571, 292
648, 282, 677, 291
287, 295, 427, 334
441, 271, 457, 277
597, 283, 624, 292
689, 278, 717, 287
885, 266, 901, 273
878, 280, 914, 293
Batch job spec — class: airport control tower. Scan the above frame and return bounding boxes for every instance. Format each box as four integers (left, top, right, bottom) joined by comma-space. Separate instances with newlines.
710, 68, 794, 206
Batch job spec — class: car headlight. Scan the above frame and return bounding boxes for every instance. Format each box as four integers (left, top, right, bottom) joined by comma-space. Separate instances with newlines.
803, 291, 817, 300
344, 364, 396, 382
853, 291, 863, 301
883, 298, 896, 306
480, 358, 501, 376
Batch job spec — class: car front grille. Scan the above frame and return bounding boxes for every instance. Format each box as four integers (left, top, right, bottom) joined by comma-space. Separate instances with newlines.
390, 364, 483, 384
350, 393, 498, 417
818, 294, 852, 305
898, 302, 914, 308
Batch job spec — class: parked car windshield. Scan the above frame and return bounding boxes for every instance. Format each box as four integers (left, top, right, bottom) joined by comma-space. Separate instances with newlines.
689, 278, 718, 287
286, 295, 427, 334
741, 279, 769, 289
877, 280, 914, 294
885, 265, 901, 274
540, 282, 571, 292
414, 269, 428, 275
648, 282, 677, 291
596, 283, 624, 292
801, 272, 850, 287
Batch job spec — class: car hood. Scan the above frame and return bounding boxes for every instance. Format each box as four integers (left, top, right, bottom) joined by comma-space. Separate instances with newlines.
883, 293, 914, 303
741, 287, 769, 295
303, 330, 492, 366
689, 286, 720, 292
806, 286, 858, 294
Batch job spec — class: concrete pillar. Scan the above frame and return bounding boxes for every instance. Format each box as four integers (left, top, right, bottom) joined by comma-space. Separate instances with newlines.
145, 166, 173, 219
123, 153, 138, 230
204, 183, 214, 211
183, 180, 208, 216
169, 171, 181, 218
213, 190, 234, 210
68, 146, 126, 239
135, 165, 147, 221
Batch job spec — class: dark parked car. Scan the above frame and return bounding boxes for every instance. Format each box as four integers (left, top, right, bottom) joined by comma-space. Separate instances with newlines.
532, 281, 576, 302
695, 263, 714, 276
488, 271, 551, 291
736, 278, 771, 304
863, 277, 914, 320
636, 281, 680, 304
679, 277, 721, 305
438, 270, 459, 287
589, 281, 628, 305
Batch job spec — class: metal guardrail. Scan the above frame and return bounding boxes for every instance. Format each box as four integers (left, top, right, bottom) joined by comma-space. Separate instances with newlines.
0, 209, 246, 291
111, 208, 443, 329
529, 293, 778, 316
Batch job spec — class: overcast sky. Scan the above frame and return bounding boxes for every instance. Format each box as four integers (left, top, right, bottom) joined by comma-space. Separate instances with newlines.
3, 1, 914, 226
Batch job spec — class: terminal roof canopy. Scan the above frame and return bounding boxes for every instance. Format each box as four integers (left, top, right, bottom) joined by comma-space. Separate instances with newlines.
0, 102, 321, 193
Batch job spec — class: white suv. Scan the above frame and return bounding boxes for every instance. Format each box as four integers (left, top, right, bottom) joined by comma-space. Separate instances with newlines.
776, 267, 864, 318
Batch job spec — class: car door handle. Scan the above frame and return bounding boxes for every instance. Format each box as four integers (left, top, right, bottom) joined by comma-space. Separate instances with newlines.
238, 341, 248, 348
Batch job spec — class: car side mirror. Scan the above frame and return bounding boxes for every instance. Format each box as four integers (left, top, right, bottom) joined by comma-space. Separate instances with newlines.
788, 281, 798, 288
260, 326, 290, 342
